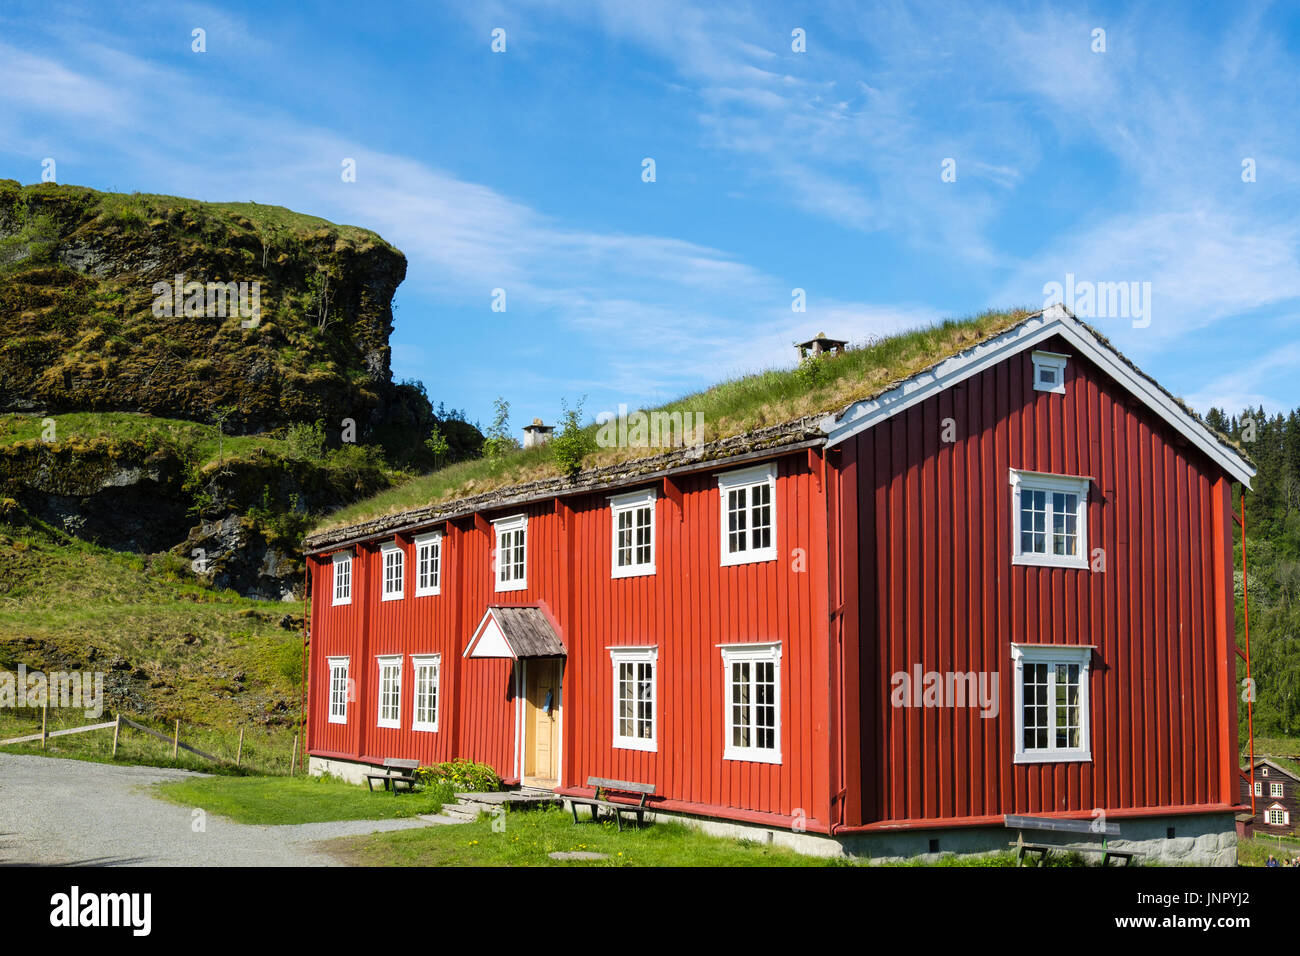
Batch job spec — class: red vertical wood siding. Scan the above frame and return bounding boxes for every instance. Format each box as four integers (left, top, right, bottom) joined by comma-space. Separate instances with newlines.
307, 457, 833, 824
842, 334, 1239, 826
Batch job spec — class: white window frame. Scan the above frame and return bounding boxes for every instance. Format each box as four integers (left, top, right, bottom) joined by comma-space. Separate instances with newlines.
327, 656, 349, 724
376, 655, 402, 729
718, 462, 778, 567
414, 531, 442, 597
609, 646, 658, 751
331, 552, 352, 606
493, 514, 528, 592
1012, 643, 1092, 764
1031, 350, 1069, 394
610, 489, 656, 578
1255, 781, 1264, 797
1265, 806, 1289, 826
1010, 469, 1090, 569
380, 541, 404, 601
1271, 781, 1285, 799
719, 641, 782, 764
410, 654, 441, 732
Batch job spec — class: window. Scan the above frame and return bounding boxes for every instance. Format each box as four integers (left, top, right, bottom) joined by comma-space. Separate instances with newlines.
328, 657, 349, 724
381, 542, 404, 600
1032, 351, 1068, 394
720, 642, 781, 764
494, 514, 528, 591
1266, 807, 1289, 826
718, 463, 777, 566
610, 489, 656, 578
331, 552, 352, 606
1012, 644, 1091, 763
1271, 781, 1285, 798
609, 647, 657, 751
1255, 781, 1264, 797
415, 531, 442, 596
377, 656, 401, 728
1010, 470, 1090, 569
411, 655, 440, 732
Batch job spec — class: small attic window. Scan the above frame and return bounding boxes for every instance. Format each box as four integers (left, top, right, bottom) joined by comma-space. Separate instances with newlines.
1032, 351, 1068, 394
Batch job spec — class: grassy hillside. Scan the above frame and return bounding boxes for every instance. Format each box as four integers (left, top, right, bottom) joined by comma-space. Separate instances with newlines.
0, 515, 302, 730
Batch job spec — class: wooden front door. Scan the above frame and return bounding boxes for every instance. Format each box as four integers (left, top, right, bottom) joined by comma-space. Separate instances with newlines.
523, 658, 561, 785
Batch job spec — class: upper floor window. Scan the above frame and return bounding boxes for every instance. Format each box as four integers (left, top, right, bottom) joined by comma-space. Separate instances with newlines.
1271, 781, 1285, 798
1032, 350, 1068, 394
718, 463, 777, 566
377, 655, 401, 729
610, 489, 656, 578
1010, 470, 1089, 569
381, 541, 404, 600
415, 531, 442, 596
1012, 644, 1091, 764
494, 514, 528, 592
411, 654, 440, 732
720, 641, 782, 764
1255, 781, 1264, 797
610, 646, 657, 751
328, 656, 349, 724
331, 552, 352, 606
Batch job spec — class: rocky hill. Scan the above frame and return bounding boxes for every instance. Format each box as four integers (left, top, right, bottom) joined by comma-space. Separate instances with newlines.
0, 182, 482, 600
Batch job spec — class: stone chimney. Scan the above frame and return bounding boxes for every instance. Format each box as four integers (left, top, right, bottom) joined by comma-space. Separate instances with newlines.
795, 331, 849, 360
522, 417, 554, 449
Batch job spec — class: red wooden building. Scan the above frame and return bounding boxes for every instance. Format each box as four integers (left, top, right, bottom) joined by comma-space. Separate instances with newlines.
302, 305, 1254, 861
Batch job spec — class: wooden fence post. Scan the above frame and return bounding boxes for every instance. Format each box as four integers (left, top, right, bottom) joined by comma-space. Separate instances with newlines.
112, 713, 121, 758
41, 704, 47, 751
290, 733, 299, 775
236, 728, 244, 768
172, 719, 179, 758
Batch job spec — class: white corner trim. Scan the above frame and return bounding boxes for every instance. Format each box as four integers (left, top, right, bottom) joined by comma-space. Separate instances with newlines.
823, 306, 1255, 488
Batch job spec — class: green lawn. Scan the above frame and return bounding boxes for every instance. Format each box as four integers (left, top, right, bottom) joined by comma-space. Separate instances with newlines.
327, 805, 845, 866
154, 774, 456, 825
1237, 834, 1300, 867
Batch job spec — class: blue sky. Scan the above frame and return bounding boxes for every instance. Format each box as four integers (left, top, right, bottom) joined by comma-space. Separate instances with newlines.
2, 0, 1299, 431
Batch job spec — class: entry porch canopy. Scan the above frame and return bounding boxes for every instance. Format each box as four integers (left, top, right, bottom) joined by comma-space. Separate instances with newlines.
463, 605, 567, 659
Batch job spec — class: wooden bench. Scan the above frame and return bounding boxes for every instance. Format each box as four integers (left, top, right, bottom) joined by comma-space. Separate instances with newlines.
1005, 813, 1137, 867
570, 776, 655, 831
365, 758, 421, 795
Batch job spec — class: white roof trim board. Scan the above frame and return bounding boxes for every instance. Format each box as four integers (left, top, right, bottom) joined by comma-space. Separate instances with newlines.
821, 304, 1255, 488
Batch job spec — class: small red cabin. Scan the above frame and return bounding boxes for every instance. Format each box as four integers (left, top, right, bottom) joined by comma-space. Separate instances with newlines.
302, 306, 1254, 863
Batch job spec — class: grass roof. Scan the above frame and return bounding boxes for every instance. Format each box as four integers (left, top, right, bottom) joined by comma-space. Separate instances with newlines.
309, 307, 1036, 540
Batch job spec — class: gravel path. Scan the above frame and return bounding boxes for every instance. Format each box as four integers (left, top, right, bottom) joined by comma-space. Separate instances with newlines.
0, 752, 454, 866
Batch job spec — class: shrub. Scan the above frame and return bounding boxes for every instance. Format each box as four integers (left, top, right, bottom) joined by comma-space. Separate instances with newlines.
415, 759, 503, 793
481, 397, 520, 461
284, 420, 326, 462
550, 396, 594, 479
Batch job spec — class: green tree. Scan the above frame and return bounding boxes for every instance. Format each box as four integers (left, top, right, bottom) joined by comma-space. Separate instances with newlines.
551, 397, 595, 479
481, 397, 520, 461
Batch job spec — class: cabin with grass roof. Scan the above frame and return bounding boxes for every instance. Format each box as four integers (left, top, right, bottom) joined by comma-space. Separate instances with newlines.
301, 303, 1254, 863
